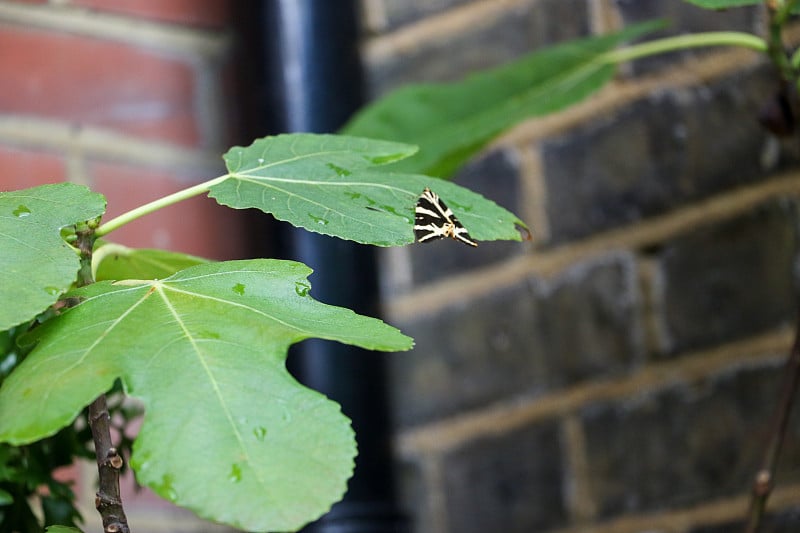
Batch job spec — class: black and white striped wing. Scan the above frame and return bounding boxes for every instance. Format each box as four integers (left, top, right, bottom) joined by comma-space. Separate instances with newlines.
414, 187, 478, 247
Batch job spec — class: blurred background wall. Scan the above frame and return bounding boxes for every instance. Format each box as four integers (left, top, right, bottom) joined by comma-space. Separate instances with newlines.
2, 0, 800, 532
366, 1, 800, 532
0, 0, 246, 261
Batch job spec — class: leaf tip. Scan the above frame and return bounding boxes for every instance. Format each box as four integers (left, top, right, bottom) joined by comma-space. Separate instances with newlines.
516, 222, 533, 242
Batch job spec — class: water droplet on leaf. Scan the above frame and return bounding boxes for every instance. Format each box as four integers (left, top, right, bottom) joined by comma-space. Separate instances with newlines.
294, 281, 310, 297
12, 205, 31, 217
158, 474, 178, 501
253, 426, 267, 441
308, 214, 328, 225
229, 463, 243, 483
449, 199, 471, 212
257, 158, 265, 164
44, 286, 60, 296
232, 283, 245, 295
380, 205, 404, 217
326, 162, 351, 176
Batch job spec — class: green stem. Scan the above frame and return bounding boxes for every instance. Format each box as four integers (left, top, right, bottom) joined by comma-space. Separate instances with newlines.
765, 0, 797, 81
773, 0, 798, 29
601, 31, 767, 65
95, 175, 229, 238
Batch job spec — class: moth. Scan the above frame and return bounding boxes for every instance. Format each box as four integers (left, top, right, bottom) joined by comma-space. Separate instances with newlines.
414, 187, 478, 247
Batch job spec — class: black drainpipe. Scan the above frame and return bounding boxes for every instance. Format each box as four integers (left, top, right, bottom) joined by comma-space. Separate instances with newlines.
246, 1, 407, 532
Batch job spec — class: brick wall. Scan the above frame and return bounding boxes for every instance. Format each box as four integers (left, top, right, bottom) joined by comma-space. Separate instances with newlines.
361, 0, 800, 532
6, 1, 800, 532
0, 0, 244, 260
0, 1, 241, 531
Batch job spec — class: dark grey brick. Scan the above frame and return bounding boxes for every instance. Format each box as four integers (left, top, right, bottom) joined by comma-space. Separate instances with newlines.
542, 64, 788, 244
365, 0, 589, 97
690, 509, 800, 533
537, 255, 645, 380
657, 200, 799, 355
403, 148, 525, 287
525, 0, 591, 51
391, 279, 541, 427
615, 0, 760, 75
391, 252, 643, 426
441, 420, 567, 532
582, 362, 800, 517
370, 0, 477, 32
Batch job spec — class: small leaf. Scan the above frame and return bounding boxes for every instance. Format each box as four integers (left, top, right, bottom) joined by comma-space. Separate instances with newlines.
212, 134, 526, 246
93, 242, 208, 281
341, 22, 662, 176
0, 183, 106, 330
0, 259, 412, 532
45, 527, 84, 533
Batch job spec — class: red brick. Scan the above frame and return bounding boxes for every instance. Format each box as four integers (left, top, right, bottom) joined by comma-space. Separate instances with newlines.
0, 27, 199, 146
70, 0, 231, 29
0, 145, 67, 191
90, 160, 246, 260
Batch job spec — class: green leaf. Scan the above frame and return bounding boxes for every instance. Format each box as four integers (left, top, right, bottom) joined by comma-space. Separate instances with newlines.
212, 134, 527, 246
0, 488, 11, 505
92, 242, 208, 281
42, 494, 83, 532
0, 183, 106, 330
45, 527, 84, 533
0, 259, 412, 532
341, 22, 662, 177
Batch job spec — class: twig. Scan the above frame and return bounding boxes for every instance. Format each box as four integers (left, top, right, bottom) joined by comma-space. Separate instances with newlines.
743, 4, 800, 530
88, 396, 130, 533
76, 222, 131, 533
742, 312, 800, 533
